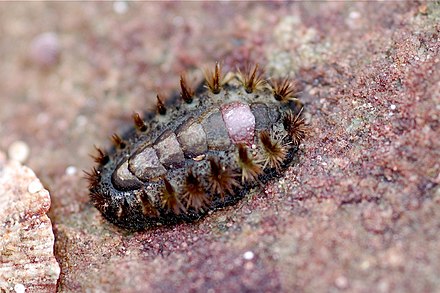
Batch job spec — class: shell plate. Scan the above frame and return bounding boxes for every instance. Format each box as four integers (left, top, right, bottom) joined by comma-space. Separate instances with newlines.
88, 64, 305, 230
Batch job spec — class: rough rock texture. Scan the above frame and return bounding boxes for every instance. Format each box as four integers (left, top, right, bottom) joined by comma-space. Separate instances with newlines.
0, 2, 439, 292
0, 152, 60, 293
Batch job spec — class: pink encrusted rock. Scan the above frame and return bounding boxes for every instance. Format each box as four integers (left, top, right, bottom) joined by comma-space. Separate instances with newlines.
220, 102, 256, 146
0, 152, 60, 293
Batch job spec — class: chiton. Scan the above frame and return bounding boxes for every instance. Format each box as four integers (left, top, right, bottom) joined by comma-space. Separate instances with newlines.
86, 63, 307, 230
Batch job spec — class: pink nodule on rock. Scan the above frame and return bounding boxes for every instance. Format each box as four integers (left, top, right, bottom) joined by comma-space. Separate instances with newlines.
220, 102, 255, 145
30, 32, 60, 67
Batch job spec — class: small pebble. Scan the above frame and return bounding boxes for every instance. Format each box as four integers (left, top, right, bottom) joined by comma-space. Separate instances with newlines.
113, 1, 128, 14
30, 32, 60, 67
8, 141, 30, 163
14, 283, 25, 293
335, 276, 348, 289
349, 11, 361, 19
28, 180, 43, 194
242, 207, 252, 215
243, 251, 254, 260
65, 166, 77, 176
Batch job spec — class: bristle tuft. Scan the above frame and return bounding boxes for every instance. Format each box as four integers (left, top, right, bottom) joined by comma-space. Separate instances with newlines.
111, 133, 126, 149
283, 109, 308, 145
132, 112, 147, 132
91, 146, 109, 165
272, 78, 297, 103
208, 157, 239, 199
237, 144, 262, 183
116, 199, 130, 219
205, 61, 223, 94
138, 190, 159, 216
90, 191, 106, 210
183, 170, 210, 211
84, 167, 101, 189
180, 75, 194, 103
156, 94, 167, 115
259, 130, 287, 170
238, 63, 266, 93
161, 177, 185, 215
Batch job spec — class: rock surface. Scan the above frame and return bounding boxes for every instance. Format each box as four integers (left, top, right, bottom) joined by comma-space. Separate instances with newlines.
0, 2, 439, 292
0, 152, 60, 292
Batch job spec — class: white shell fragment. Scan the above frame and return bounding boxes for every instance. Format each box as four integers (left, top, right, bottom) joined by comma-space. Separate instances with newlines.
7, 141, 30, 163
0, 153, 60, 292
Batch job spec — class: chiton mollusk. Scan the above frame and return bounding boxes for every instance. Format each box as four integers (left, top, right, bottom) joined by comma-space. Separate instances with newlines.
86, 63, 307, 230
